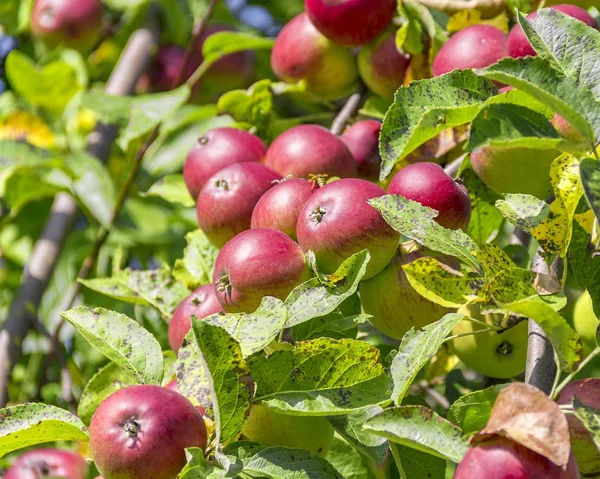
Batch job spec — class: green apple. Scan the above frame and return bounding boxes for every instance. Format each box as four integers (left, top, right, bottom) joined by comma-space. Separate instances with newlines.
573, 290, 599, 353
448, 305, 528, 379
242, 405, 334, 456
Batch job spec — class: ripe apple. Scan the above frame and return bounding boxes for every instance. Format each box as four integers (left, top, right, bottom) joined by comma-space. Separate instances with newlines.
264, 124, 357, 179
242, 405, 334, 456
448, 305, 528, 379
572, 290, 599, 352
305, 0, 396, 47
359, 251, 453, 339
358, 29, 411, 99
184, 127, 267, 199
251, 178, 316, 241
551, 114, 586, 143
271, 13, 358, 101
213, 228, 311, 313
296, 178, 400, 280
341, 120, 382, 181
5, 449, 88, 479
164, 379, 206, 417
388, 162, 472, 230
558, 379, 600, 475
196, 162, 282, 247
432, 25, 508, 77
508, 5, 597, 59
147, 45, 187, 92
454, 436, 580, 479
168, 284, 224, 352
31, 0, 103, 51
89, 385, 207, 479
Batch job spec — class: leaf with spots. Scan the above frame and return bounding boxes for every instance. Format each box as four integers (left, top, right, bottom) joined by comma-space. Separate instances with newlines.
369, 195, 483, 273
177, 320, 252, 445
390, 313, 465, 405
78, 362, 139, 426
325, 435, 382, 479
0, 403, 88, 458
79, 266, 189, 318
173, 229, 220, 290
364, 406, 470, 463
496, 194, 551, 231
573, 397, 600, 451
580, 158, 600, 222
251, 338, 390, 415
240, 446, 343, 478
204, 296, 288, 357
378, 70, 497, 179
394, 445, 447, 479
448, 384, 507, 435
61, 306, 164, 385
483, 267, 537, 304
284, 250, 370, 328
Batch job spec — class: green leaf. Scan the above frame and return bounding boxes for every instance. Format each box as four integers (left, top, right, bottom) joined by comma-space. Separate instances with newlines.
284, 250, 370, 328
251, 338, 389, 415
390, 313, 464, 405
179, 447, 239, 478
393, 445, 447, 479
573, 397, 600, 450
78, 90, 131, 127
173, 229, 220, 290
396, 2, 424, 55
358, 96, 391, 120
0, 403, 88, 458
505, 0, 537, 14
5, 52, 82, 113
61, 306, 164, 385
568, 221, 600, 317
144, 173, 195, 207
78, 362, 139, 426
369, 195, 482, 273
326, 435, 381, 479
496, 194, 551, 231
364, 406, 469, 463
204, 297, 288, 357
217, 79, 275, 135
448, 385, 507, 435
378, 70, 496, 179
580, 158, 600, 221
402, 0, 449, 63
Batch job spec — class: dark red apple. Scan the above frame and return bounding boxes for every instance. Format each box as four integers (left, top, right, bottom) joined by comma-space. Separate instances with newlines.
296, 178, 400, 280
454, 436, 580, 479
5, 449, 88, 479
558, 379, 600, 475
271, 13, 358, 100
147, 45, 187, 92
508, 5, 597, 59
184, 128, 267, 199
213, 228, 311, 313
31, 0, 103, 51
388, 163, 471, 230
341, 120, 382, 181
358, 29, 411, 99
196, 162, 282, 247
305, 0, 396, 47
89, 385, 207, 479
168, 284, 224, 352
251, 178, 316, 241
432, 25, 508, 77
164, 379, 206, 417
265, 124, 357, 179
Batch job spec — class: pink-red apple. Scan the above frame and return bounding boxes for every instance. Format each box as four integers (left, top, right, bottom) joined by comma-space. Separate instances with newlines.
305, 0, 396, 47
164, 379, 206, 417
196, 162, 282, 247
89, 385, 207, 479
341, 120, 382, 181
271, 13, 358, 100
296, 178, 399, 280
147, 45, 187, 92
265, 124, 357, 179
213, 228, 311, 313
5, 449, 88, 479
388, 163, 471, 230
184, 127, 267, 199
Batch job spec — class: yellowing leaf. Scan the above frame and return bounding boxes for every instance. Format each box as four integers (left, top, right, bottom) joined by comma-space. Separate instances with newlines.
425, 346, 460, 381
447, 9, 509, 34
0, 111, 55, 148
574, 209, 595, 235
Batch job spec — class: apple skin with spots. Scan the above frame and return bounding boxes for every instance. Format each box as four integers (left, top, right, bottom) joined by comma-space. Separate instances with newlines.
5, 449, 88, 479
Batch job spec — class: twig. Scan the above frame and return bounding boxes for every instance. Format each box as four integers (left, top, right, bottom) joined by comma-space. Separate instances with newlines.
0, 14, 161, 407
329, 83, 368, 136
444, 154, 467, 179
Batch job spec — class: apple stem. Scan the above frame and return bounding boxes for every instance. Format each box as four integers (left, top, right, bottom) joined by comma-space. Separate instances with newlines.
329, 82, 367, 136
552, 346, 600, 399
465, 316, 504, 331
123, 419, 140, 437
443, 328, 501, 343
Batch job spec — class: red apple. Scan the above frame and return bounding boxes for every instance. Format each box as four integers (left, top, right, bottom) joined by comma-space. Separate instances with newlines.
265, 125, 357, 179
90, 385, 207, 479
296, 178, 400, 280
147, 45, 187, 92
168, 284, 224, 352
196, 162, 282, 247
213, 228, 311, 313
358, 29, 411, 99
31, 0, 103, 51
305, 0, 396, 47
388, 163, 471, 230
184, 128, 267, 199
271, 13, 358, 101
251, 178, 316, 241
454, 436, 580, 479
164, 379, 206, 417
5, 449, 88, 479
432, 25, 508, 77
508, 5, 597, 59
341, 120, 382, 181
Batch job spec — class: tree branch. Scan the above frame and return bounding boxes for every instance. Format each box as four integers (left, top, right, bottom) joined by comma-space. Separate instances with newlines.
329, 83, 368, 136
